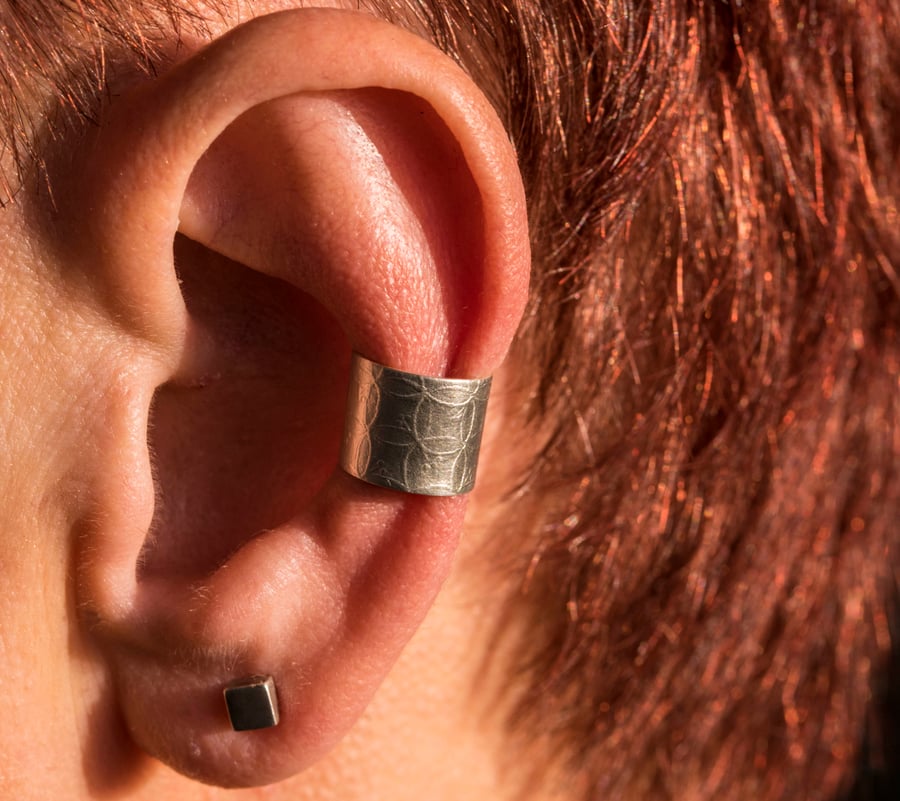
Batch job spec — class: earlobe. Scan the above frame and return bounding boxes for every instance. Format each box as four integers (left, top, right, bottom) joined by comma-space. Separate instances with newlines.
70, 8, 529, 788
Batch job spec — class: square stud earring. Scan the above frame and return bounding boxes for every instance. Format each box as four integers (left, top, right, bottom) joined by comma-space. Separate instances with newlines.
224, 675, 280, 731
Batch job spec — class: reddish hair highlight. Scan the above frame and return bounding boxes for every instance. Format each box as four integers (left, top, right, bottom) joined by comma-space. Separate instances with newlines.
0, 1, 898, 798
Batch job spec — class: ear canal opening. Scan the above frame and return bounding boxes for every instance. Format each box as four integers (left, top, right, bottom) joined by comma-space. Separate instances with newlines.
137, 233, 351, 582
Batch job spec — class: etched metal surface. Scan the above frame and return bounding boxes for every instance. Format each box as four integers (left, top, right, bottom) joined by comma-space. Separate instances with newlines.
340, 353, 492, 496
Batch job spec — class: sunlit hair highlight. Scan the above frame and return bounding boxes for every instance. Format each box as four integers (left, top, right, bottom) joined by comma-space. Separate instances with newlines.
0, 0, 214, 202
0, 1, 898, 800
393, 2, 900, 798
454, 2, 900, 799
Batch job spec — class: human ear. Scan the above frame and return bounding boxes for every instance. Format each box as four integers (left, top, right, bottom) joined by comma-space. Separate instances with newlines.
65, 8, 529, 788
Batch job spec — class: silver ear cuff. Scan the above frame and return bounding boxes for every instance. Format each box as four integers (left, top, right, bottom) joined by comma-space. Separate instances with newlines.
224, 675, 280, 731
340, 353, 492, 496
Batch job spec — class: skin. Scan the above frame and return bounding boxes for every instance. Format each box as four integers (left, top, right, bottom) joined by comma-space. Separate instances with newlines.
0, 4, 542, 799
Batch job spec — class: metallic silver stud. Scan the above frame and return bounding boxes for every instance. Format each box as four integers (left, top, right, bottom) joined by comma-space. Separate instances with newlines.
224, 675, 280, 731
340, 353, 492, 496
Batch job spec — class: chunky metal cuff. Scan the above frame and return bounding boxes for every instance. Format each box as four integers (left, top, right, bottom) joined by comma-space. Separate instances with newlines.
340, 353, 492, 496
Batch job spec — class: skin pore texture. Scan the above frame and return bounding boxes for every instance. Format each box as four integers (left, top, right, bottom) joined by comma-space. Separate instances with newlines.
3, 0, 899, 799
0, 2, 537, 799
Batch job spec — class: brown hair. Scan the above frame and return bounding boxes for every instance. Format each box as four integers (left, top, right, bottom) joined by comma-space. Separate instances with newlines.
1, 1, 898, 799
444, 2, 900, 798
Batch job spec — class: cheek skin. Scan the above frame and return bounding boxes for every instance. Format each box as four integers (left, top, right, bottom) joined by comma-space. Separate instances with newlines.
0, 204, 140, 798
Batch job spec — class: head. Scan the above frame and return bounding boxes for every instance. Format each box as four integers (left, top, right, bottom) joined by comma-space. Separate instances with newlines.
0, 1, 898, 800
